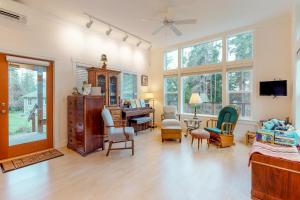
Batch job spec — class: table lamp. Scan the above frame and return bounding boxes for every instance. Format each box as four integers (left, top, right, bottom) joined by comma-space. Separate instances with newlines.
189, 93, 202, 119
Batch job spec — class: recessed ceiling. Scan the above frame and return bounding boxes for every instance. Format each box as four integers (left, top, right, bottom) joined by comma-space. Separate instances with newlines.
13, 0, 293, 47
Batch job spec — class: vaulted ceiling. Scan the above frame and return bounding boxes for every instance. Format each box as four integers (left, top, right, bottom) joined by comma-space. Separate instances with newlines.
14, 0, 293, 47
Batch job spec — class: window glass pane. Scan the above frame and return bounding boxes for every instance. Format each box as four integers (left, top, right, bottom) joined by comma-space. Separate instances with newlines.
182, 73, 222, 115
227, 70, 252, 118
164, 50, 178, 70
164, 76, 178, 107
123, 73, 137, 99
182, 40, 222, 68
227, 32, 253, 61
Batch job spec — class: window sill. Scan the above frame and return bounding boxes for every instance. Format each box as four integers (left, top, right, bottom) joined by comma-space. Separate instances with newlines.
179, 113, 257, 125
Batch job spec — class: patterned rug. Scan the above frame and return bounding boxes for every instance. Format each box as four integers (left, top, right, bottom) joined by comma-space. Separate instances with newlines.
0, 149, 64, 173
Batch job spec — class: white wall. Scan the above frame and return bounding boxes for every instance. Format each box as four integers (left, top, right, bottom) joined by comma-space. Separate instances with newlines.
0, 1, 150, 147
149, 14, 292, 141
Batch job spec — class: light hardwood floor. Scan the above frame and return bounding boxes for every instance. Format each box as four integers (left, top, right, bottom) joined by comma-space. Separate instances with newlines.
0, 129, 251, 200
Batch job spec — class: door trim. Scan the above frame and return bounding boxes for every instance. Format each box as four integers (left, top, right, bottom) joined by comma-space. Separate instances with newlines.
0, 53, 54, 159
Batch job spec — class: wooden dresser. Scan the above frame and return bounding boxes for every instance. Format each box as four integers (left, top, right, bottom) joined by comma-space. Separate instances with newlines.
67, 95, 105, 156
251, 153, 300, 200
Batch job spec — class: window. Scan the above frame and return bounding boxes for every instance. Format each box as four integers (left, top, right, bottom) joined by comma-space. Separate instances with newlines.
227, 32, 253, 62
227, 70, 252, 118
122, 73, 137, 99
182, 39, 222, 68
164, 76, 178, 107
182, 73, 222, 115
75, 65, 88, 89
164, 49, 178, 70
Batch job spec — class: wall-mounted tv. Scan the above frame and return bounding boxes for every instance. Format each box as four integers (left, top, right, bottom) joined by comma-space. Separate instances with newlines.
259, 80, 287, 96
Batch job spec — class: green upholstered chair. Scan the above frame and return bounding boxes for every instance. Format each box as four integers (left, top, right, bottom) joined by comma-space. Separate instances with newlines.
204, 105, 240, 147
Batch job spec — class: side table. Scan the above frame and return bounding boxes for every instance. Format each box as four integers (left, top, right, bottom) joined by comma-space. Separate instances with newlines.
183, 118, 202, 137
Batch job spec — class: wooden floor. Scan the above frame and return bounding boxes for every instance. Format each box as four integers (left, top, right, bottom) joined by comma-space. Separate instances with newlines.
0, 129, 251, 200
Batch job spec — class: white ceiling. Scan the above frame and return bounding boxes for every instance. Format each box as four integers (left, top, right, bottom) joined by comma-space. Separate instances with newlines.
14, 0, 293, 47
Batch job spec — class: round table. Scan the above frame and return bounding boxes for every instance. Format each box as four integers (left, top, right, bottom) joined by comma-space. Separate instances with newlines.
183, 118, 202, 137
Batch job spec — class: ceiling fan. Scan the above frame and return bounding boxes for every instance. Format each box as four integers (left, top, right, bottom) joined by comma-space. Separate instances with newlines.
144, 17, 197, 36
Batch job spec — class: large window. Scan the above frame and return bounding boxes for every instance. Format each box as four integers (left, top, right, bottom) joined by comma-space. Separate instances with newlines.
227, 70, 252, 118
122, 73, 137, 99
227, 32, 253, 62
164, 76, 178, 107
182, 39, 222, 68
182, 73, 222, 115
164, 49, 178, 70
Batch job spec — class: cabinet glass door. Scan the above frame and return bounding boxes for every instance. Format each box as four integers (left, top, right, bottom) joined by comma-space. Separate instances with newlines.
109, 76, 117, 105
97, 74, 106, 101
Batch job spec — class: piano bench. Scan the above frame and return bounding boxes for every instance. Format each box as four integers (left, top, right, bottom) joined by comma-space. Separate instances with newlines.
130, 117, 152, 134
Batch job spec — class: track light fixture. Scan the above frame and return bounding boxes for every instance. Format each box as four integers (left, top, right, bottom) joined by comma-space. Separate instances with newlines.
84, 13, 151, 48
136, 41, 142, 47
122, 35, 128, 42
86, 18, 93, 28
106, 27, 112, 36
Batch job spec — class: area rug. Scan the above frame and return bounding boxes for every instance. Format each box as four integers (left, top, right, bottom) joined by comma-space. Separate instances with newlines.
0, 149, 64, 173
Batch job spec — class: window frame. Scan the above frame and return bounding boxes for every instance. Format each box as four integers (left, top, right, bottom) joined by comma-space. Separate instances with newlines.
226, 31, 254, 63
163, 76, 179, 108
227, 68, 253, 119
180, 72, 223, 116
181, 38, 223, 68
163, 49, 179, 71
162, 30, 254, 119
122, 72, 138, 100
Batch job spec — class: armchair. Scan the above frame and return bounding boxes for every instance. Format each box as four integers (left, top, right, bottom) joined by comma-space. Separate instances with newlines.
205, 105, 240, 148
161, 105, 181, 127
101, 108, 135, 156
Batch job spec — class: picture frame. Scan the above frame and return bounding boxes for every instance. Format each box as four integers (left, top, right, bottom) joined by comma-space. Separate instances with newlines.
141, 75, 148, 86
130, 99, 137, 108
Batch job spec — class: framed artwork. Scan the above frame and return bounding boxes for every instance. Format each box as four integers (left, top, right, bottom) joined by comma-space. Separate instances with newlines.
130, 99, 137, 108
141, 75, 148, 86
140, 99, 146, 108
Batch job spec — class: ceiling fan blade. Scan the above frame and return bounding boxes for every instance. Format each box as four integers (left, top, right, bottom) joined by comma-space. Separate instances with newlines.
152, 25, 166, 35
174, 19, 197, 25
169, 25, 182, 36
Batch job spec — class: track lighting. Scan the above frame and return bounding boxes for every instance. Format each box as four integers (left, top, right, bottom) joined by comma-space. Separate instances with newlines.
84, 13, 152, 48
106, 27, 112, 36
86, 18, 93, 29
137, 41, 142, 47
122, 35, 128, 42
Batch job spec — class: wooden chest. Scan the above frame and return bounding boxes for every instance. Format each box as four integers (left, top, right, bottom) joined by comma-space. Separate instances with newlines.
67, 95, 104, 156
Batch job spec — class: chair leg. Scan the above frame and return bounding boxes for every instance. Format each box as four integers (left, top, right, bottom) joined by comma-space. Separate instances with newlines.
131, 140, 134, 156
191, 136, 194, 146
198, 138, 200, 150
125, 141, 127, 148
106, 141, 112, 157
207, 139, 209, 148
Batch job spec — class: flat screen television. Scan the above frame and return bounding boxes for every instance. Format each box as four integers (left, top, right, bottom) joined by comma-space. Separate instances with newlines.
259, 80, 287, 96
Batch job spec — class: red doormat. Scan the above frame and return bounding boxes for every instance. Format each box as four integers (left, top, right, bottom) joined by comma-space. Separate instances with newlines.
0, 149, 64, 173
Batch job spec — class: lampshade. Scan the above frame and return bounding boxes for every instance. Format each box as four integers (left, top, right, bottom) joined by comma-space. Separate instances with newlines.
145, 92, 154, 99
189, 93, 202, 104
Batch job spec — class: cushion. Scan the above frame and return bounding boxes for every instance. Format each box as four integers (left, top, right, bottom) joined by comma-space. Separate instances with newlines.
101, 108, 114, 127
108, 127, 134, 142
216, 105, 239, 129
191, 129, 210, 139
263, 121, 275, 130
164, 112, 176, 119
162, 119, 181, 127
204, 127, 222, 134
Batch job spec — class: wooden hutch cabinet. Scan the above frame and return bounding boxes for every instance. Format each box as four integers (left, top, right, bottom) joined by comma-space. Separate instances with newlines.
87, 67, 122, 139
87, 67, 121, 106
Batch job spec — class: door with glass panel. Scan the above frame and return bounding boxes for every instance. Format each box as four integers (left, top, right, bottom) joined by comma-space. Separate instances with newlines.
0, 54, 53, 159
